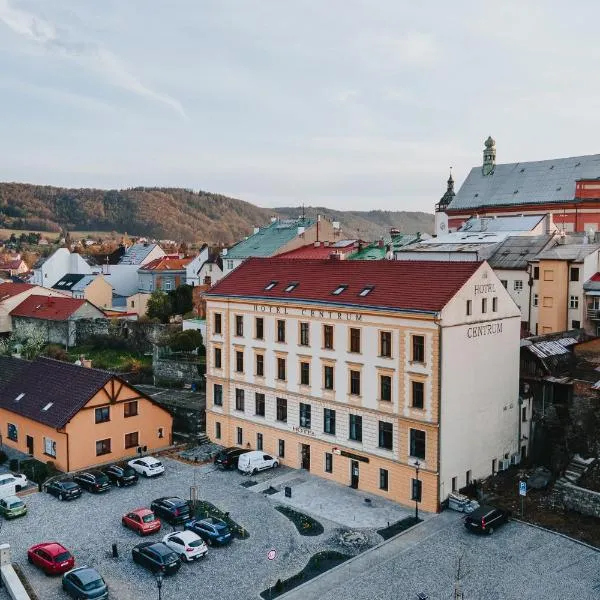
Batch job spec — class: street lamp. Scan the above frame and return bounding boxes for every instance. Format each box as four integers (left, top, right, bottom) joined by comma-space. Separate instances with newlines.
155, 571, 164, 600
412, 460, 422, 521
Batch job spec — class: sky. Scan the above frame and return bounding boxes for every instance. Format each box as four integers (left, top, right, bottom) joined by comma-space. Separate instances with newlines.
1, 1, 600, 213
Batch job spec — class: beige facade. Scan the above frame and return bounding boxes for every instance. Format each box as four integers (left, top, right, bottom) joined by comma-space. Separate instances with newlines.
81, 276, 113, 309
126, 292, 151, 317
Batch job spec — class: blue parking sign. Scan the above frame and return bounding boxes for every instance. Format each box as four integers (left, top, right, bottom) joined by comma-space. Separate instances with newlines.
519, 481, 527, 496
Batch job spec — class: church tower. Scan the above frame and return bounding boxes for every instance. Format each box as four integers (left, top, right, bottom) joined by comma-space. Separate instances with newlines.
434, 169, 454, 235
482, 136, 496, 176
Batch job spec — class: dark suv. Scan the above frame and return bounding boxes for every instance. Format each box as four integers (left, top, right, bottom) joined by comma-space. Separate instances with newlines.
103, 464, 138, 487
150, 497, 191, 525
185, 517, 232, 546
464, 505, 509, 535
73, 471, 110, 493
46, 479, 82, 501
214, 447, 250, 470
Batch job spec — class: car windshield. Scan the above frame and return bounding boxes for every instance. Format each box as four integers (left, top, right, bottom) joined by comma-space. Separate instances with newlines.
122, 468, 136, 477
8, 501, 23, 509
150, 461, 162, 468
188, 539, 204, 548
83, 579, 104, 591
95, 475, 109, 484
142, 513, 156, 523
215, 522, 228, 531
55, 551, 71, 562
164, 552, 178, 563
62, 482, 78, 489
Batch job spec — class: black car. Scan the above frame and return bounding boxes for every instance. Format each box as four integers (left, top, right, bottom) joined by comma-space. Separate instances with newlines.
150, 497, 191, 525
46, 479, 82, 501
464, 505, 509, 535
131, 542, 181, 575
73, 471, 110, 494
103, 464, 138, 487
185, 517, 232, 546
214, 447, 250, 470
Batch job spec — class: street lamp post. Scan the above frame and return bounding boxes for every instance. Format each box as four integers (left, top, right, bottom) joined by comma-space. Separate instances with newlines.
155, 571, 164, 600
413, 460, 421, 521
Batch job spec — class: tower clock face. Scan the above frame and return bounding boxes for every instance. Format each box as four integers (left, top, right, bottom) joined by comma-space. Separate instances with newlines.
440, 222, 446, 230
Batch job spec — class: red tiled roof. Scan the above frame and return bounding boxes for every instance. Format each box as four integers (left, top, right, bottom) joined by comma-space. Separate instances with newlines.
275, 242, 358, 260
0, 259, 24, 270
590, 273, 600, 282
207, 257, 481, 313
139, 256, 192, 271
10, 295, 87, 320
0, 282, 34, 301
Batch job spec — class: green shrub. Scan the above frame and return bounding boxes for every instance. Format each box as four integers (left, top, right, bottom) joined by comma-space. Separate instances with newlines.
44, 344, 69, 361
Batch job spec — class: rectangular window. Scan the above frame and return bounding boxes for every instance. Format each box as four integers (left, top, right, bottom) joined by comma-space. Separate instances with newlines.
572, 320, 581, 329
276, 398, 287, 422
215, 421, 221, 439
412, 335, 425, 362
7, 423, 17, 442
533, 266, 539, 280
543, 270, 554, 282
278, 439, 285, 458
500, 279, 508, 288
257, 433, 263, 451
349, 328, 361, 353
277, 357, 286, 381
409, 429, 426, 459
466, 470, 472, 485
379, 468, 389, 491
214, 312, 222, 334
349, 414, 362, 442
235, 351, 244, 373
235, 388, 245, 412
323, 325, 334, 349
492, 297, 498, 312
452, 476, 457, 492
226, 259, 234, 271
380, 375, 392, 401
533, 294, 539, 307
255, 393, 265, 417
571, 267, 580, 282
235, 315, 243, 337
125, 432, 139, 449
380, 331, 392, 357
412, 381, 424, 409
466, 299, 472, 316
124, 401, 138, 418
300, 322, 310, 346
514, 280, 524, 290
96, 438, 111, 456
277, 320, 286, 343
543, 296, 553, 308
255, 317, 264, 339
325, 452, 333, 473
350, 370, 361, 396
570, 295, 579, 309
256, 354, 264, 377
43, 437, 56, 457
299, 403, 312, 428
213, 384, 223, 406
378, 421, 393, 450
521, 406, 527, 422
411, 478, 422, 502
300, 362, 310, 386
95, 407, 110, 424
214, 347, 222, 369
323, 408, 336, 435
324, 365, 334, 390
237, 427, 243, 445
481, 298, 487, 313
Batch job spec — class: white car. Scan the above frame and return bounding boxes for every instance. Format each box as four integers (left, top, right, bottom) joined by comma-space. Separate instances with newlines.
162, 530, 207, 562
127, 457, 165, 478
11, 473, 28, 491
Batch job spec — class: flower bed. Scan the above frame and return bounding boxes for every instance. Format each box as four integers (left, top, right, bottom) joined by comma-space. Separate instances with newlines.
191, 499, 249, 539
275, 505, 324, 536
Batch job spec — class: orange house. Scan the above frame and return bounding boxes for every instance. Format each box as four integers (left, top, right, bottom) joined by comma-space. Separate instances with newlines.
0, 357, 173, 472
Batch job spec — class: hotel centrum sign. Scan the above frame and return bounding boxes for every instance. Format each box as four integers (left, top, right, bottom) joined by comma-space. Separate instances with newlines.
468, 281, 503, 339
254, 304, 363, 321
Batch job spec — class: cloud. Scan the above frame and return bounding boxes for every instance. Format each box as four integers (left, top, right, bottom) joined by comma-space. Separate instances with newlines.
0, 0, 188, 119
375, 32, 440, 67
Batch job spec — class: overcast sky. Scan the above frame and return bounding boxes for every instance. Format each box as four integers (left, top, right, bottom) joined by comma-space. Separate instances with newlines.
1, 1, 599, 213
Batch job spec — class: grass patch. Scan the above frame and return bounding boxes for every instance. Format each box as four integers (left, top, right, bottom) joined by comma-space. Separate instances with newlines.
191, 500, 249, 539
275, 505, 324, 536
66, 345, 152, 372
376, 516, 421, 540
260, 551, 351, 599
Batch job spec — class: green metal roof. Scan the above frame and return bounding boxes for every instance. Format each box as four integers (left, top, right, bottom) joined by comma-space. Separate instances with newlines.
226, 218, 315, 259
348, 233, 420, 260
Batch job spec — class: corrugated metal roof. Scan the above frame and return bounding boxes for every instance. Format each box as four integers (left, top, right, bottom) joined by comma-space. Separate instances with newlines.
535, 242, 600, 262
487, 235, 554, 269
449, 154, 600, 211
527, 340, 571, 359
459, 215, 544, 232
118, 243, 160, 265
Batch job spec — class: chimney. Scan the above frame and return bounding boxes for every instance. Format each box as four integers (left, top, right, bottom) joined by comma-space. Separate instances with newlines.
390, 228, 400, 236
545, 213, 554, 235
329, 252, 341, 261
222, 248, 228, 256
332, 221, 340, 230
324, 241, 330, 247
314, 241, 321, 247
378, 238, 385, 248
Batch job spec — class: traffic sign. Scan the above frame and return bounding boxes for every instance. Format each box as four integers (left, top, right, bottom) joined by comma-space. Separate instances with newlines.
519, 480, 527, 496
267, 549, 277, 561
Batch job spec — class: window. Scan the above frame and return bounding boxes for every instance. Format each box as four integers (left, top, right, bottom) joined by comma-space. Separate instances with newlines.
124, 401, 138, 418
412, 381, 424, 409
412, 335, 425, 363
543, 270, 554, 282
226, 259, 234, 271
411, 478, 422, 502
572, 320, 581, 329
481, 298, 487, 313
571, 267, 580, 282
95, 407, 110, 424
466, 299, 472, 316
349, 328, 361, 353
265, 280, 277, 291
514, 280, 523, 291
379, 468, 389, 491
466, 470, 472, 485
349, 414, 362, 441
300, 322, 310, 346
278, 439, 285, 458
125, 432, 139, 449
163, 280, 173, 291
96, 438, 111, 456
300, 362, 310, 386
235, 351, 244, 373
409, 429, 426, 459
256, 354, 264, 377
285, 282, 298, 292
359, 285, 374, 297
380, 375, 391, 401
276, 320, 286, 342
255, 393, 265, 417
215, 422, 221, 439
378, 421, 393, 450
276, 398, 287, 422
255, 317, 264, 339
350, 370, 361, 396
213, 384, 223, 406
277, 357, 286, 381
324, 408, 336, 435
332, 284, 347, 295
492, 297, 498, 312
452, 476, 457, 492
324, 365, 334, 390
257, 433, 263, 451
570, 295, 579, 309
325, 453, 333, 473
380, 331, 392, 357
237, 427, 243, 445
214, 347, 222, 369
533, 294, 539, 307
158, 427, 164, 439
299, 403, 312, 428
214, 312, 222, 334
235, 389, 245, 412
543, 296, 553, 308
521, 406, 527, 422
43, 437, 56, 457
500, 279, 508, 289
235, 315, 243, 336
323, 325, 334, 349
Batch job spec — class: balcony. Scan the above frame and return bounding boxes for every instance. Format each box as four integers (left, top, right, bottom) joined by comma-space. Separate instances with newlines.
587, 307, 600, 320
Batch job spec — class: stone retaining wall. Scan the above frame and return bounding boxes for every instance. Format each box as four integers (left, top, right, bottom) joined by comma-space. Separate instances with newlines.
553, 480, 600, 518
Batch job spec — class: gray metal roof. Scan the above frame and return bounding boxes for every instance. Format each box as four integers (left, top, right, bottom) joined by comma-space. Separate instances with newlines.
449, 154, 600, 211
459, 215, 544, 232
118, 243, 159, 265
535, 242, 600, 262
487, 235, 554, 270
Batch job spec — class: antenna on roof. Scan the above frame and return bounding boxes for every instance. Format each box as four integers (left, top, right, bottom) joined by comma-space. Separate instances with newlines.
301, 204, 306, 220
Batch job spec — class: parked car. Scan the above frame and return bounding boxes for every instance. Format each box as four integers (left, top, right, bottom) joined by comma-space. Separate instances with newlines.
27, 542, 75, 575
128, 456, 165, 478
214, 447, 251, 470
131, 542, 181, 575
185, 516, 232, 546
464, 505, 509, 535
11, 473, 28, 491
122, 508, 161, 536
62, 566, 108, 599
0, 495, 27, 519
150, 497, 191, 525
46, 479, 82, 501
162, 530, 207, 562
237, 450, 279, 475
103, 464, 138, 487
73, 471, 110, 494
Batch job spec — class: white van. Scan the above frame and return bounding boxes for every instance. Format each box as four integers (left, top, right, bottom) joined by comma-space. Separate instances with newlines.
237, 451, 279, 475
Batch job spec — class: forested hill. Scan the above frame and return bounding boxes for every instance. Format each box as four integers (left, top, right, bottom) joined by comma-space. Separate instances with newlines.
0, 183, 433, 244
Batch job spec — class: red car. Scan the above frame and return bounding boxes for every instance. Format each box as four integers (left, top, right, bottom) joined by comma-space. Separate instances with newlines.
27, 542, 75, 575
122, 508, 161, 536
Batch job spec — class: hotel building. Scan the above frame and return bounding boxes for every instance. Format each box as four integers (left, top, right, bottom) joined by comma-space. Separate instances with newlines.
205, 257, 521, 512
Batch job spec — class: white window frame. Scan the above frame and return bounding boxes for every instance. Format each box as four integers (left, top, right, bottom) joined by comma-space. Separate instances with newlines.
514, 280, 523, 291
570, 295, 579, 309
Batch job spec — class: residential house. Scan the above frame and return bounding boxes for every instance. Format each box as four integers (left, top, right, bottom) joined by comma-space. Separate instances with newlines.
348, 232, 421, 260
0, 357, 173, 472
0, 255, 28, 278
138, 256, 192, 293
31, 248, 94, 288
186, 245, 224, 287
52, 274, 113, 309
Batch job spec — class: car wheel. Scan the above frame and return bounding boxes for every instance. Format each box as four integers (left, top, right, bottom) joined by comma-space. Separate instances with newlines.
27, 555, 32, 564
206, 538, 212, 546
487, 527, 495, 535
273, 462, 279, 469
252, 468, 258, 475
144, 471, 149, 477
58, 493, 64, 501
